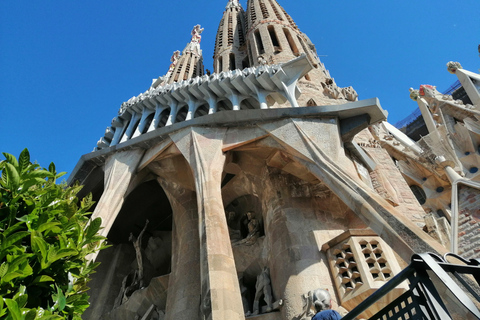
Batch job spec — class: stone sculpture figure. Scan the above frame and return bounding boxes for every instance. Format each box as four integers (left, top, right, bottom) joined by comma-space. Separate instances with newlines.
227, 211, 243, 242
233, 211, 260, 246
252, 267, 273, 315
129, 219, 150, 289
239, 275, 252, 316
191, 24, 204, 44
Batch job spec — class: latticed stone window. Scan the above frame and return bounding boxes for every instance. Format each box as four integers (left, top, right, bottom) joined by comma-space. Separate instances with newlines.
322, 230, 407, 318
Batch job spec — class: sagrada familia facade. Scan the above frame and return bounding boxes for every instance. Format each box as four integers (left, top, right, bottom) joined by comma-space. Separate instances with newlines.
68, 0, 480, 319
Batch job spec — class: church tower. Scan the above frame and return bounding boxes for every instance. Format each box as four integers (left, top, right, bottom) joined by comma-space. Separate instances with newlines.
213, 0, 249, 72
245, 0, 318, 67
167, 25, 205, 84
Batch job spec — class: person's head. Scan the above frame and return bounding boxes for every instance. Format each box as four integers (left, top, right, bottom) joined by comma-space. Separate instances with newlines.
312, 289, 332, 312
247, 211, 254, 220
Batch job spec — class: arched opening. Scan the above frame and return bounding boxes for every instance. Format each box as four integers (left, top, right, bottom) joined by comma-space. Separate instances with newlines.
268, 26, 281, 53
141, 113, 155, 134
89, 180, 173, 318
194, 104, 209, 118
158, 108, 170, 128
240, 97, 260, 110
254, 30, 265, 55
175, 105, 188, 123
229, 53, 236, 70
410, 185, 427, 205
283, 28, 299, 56
217, 100, 233, 112
242, 56, 250, 69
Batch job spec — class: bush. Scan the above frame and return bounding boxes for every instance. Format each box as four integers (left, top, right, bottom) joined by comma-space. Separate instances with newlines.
0, 149, 106, 319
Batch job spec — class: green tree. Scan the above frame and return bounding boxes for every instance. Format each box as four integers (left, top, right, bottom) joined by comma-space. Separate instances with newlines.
0, 149, 106, 319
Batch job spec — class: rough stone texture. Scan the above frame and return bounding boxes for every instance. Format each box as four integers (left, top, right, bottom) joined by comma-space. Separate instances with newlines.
458, 185, 480, 258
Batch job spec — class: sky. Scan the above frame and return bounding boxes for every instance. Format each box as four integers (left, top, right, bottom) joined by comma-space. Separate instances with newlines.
1, 0, 479, 179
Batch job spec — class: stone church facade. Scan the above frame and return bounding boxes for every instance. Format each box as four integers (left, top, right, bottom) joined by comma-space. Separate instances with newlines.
68, 0, 480, 319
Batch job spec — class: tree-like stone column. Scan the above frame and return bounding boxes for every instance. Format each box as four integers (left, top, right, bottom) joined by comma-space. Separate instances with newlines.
90, 149, 145, 255
171, 127, 245, 320
154, 157, 201, 320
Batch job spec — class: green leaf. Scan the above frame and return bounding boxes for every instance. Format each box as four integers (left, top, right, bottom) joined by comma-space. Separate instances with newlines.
4, 163, 20, 189
24, 309, 37, 320
0, 263, 7, 277
37, 222, 61, 233
85, 218, 102, 240
4, 299, 21, 320
48, 162, 56, 175
52, 285, 66, 312
18, 148, 30, 173
32, 275, 55, 284
3, 231, 30, 249
2, 152, 19, 168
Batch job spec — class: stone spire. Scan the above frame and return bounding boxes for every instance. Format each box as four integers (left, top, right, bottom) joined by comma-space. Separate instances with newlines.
245, 0, 318, 67
213, 0, 248, 73
167, 25, 205, 84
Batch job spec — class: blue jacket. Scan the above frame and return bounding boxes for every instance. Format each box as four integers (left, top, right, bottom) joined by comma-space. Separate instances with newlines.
311, 309, 342, 320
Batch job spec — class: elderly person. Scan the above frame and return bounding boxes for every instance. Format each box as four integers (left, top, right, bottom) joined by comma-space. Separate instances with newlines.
311, 289, 341, 320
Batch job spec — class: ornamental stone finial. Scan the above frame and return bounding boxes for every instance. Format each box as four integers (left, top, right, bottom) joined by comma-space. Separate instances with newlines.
447, 61, 462, 74
226, 0, 241, 9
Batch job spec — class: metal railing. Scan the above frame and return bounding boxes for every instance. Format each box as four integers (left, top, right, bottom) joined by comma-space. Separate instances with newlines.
342, 253, 480, 320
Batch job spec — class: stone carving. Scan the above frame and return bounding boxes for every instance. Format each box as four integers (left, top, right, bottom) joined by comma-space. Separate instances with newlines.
113, 220, 150, 308
227, 211, 243, 242
257, 55, 267, 66
322, 80, 344, 100
239, 275, 252, 316
130, 219, 150, 289
252, 267, 273, 315
232, 211, 260, 246
447, 61, 462, 74
409, 87, 420, 101
191, 24, 204, 44
342, 86, 358, 102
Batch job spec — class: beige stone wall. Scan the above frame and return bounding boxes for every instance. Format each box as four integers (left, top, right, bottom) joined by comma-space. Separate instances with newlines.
458, 185, 480, 258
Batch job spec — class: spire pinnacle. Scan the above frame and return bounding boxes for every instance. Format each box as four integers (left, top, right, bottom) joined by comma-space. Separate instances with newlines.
226, 0, 241, 9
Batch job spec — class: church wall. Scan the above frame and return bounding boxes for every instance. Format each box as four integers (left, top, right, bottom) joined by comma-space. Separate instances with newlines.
458, 184, 480, 258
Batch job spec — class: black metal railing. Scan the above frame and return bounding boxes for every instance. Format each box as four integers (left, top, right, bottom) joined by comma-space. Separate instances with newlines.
342, 253, 480, 320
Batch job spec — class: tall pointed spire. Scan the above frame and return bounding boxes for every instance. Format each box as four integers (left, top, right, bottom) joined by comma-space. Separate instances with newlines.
213, 0, 248, 73
244, 0, 356, 106
245, 0, 319, 66
167, 25, 205, 84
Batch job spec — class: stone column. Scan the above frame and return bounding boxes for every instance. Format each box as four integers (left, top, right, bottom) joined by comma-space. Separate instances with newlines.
90, 149, 144, 241
156, 171, 201, 320
171, 127, 245, 320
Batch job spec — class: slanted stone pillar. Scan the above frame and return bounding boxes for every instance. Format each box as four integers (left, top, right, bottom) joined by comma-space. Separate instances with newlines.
155, 159, 201, 320
171, 127, 245, 320
90, 149, 144, 257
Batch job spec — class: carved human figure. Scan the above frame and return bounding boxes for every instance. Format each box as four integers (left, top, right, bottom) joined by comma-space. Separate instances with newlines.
129, 219, 150, 288
257, 55, 267, 66
191, 24, 204, 44
238, 275, 251, 316
232, 211, 260, 246
227, 211, 243, 242
252, 267, 273, 315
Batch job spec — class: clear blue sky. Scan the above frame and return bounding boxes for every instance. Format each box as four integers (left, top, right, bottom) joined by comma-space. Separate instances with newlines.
1, 0, 479, 178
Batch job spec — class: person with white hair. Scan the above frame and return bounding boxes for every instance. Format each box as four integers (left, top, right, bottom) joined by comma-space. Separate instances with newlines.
311, 289, 341, 320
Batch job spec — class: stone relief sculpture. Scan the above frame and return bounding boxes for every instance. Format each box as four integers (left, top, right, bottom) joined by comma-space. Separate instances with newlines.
252, 267, 273, 315
447, 61, 463, 74
342, 86, 358, 102
113, 220, 150, 308
130, 219, 150, 289
232, 211, 260, 246
227, 211, 243, 242
238, 275, 252, 316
